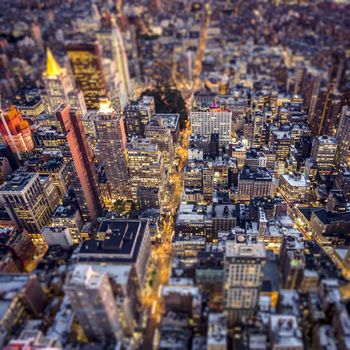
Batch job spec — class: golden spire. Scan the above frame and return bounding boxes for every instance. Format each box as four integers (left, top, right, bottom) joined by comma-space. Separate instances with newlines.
46, 47, 63, 77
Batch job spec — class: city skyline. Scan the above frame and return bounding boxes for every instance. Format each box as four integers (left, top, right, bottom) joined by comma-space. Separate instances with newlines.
0, 0, 350, 349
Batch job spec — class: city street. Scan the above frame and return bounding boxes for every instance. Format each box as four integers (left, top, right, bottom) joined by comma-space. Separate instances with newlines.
141, 122, 190, 349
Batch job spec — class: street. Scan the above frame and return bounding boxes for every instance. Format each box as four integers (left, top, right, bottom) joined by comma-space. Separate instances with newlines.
141, 122, 190, 349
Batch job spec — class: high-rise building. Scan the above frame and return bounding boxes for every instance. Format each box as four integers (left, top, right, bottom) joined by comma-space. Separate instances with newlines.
42, 48, 74, 113
190, 110, 232, 146
336, 106, 350, 167
128, 138, 165, 201
0, 106, 34, 158
252, 111, 264, 148
56, 105, 102, 221
310, 86, 343, 136
94, 99, 130, 202
145, 116, 174, 166
311, 136, 338, 174
301, 70, 322, 122
64, 265, 122, 343
0, 172, 52, 244
96, 17, 131, 109
124, 97, 154, 137
224, 238, 266, 325
67, 42, 108, 110
76, 219, 151, 287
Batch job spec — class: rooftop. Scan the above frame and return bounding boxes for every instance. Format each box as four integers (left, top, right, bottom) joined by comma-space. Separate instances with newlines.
77, 219, 148, 263
207, 313, 227, 346
270, 315, 303, 348
225, 241, 266, 259
281, 172, 310, 187
0, 172, 38, 193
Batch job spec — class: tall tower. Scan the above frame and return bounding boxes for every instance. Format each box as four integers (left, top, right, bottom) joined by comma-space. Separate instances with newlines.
43, 48, 87, 115
67, 42, 108, 110
94, 99, 130, 204
64, 265, 122, 343
310, 86, 343, 136
56, 105, 102, 221
336, 106, 350, 168
96, 16, 131, 110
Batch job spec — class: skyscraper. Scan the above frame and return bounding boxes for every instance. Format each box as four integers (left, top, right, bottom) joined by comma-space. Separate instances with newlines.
56, 105, 102, 221
67, 42, 108, 110
43, 48, 74, 113
128, 138, 165, 201
0, 106, 34, 158
310, 86, 343, 136
0, 173, 52, 244
224, 237, 266, 325
64, 265, 122, 343
311, 136, 338, 174
94, 99, 130, 203
96, 17, 131, 109
336, 106, 350, 167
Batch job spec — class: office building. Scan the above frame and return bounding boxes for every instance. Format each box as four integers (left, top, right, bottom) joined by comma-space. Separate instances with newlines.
279, 173, 310, 204
42, 226, 73, 249
51, 203, 84, 243
128, 138, 165, 201
175, 203, 213, 240
336, 106, 350, 167
96, 19, 131, 109
311, 136, 338, 174
94, 99, 130, 202
124, 97, 154, 136
279, 230, 305, 290
0, 106, 34, 158
43, 48, 76, 114
211, 204, 237, 236
156, 114, 180, 143
145, 116, 174, 166
0, 173, 52, 243
37, 156, 70, 198
76, 219, 151, 286
190, 110, 232, 145
56, 105, 102, 221
237, 167, 273, 201
137, 186, 160, 211
310, 86, 343, 136
39, 174, 61, 212
67, 42, 108, 110
224, 238, 266, 325
252, 111, 264, 148
64, 265, 122, 343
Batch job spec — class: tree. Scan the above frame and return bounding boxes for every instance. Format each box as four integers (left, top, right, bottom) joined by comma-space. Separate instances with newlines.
141, 85, 188, 129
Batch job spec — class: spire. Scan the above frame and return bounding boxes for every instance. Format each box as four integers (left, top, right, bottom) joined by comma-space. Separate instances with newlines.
46, 47, 63, 77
